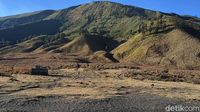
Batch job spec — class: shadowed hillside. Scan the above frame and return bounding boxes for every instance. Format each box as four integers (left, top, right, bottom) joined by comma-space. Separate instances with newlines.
0, 20, 62, 44
0, 10, 55, 29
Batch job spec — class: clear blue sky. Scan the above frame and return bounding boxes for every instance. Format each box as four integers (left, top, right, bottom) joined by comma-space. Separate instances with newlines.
0, 0, 199, 17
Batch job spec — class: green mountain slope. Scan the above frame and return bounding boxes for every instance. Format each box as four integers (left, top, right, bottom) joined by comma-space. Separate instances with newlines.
0, 1, 199, 43
0, 1, 200, 69
0, 20, 62, 44
0, 10, 55, 29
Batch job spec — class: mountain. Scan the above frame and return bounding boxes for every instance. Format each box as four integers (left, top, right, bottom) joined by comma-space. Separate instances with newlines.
0, 1, 200, 69
52, 31, 119, 55
0, 10, 55, 29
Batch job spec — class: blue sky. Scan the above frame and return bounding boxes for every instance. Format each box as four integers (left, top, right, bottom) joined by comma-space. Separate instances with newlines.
0, 0, 199, 17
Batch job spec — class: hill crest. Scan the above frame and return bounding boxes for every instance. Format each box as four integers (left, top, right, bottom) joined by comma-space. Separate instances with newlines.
0, 1, 200, 69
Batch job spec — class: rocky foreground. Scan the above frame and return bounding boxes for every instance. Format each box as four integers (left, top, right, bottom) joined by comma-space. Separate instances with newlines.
0, 68, 200, 112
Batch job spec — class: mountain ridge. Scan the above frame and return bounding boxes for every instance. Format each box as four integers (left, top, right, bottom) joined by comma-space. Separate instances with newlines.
0, 1, 200, 69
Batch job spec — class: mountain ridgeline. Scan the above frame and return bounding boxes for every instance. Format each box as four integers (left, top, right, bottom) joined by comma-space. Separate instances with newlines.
0, 1, 200, 69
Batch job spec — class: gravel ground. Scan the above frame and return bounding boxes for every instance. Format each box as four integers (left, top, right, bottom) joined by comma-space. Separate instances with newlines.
0, 91, 199, 112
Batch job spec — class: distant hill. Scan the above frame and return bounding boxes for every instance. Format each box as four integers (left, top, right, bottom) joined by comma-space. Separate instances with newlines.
0, 1, 200, 69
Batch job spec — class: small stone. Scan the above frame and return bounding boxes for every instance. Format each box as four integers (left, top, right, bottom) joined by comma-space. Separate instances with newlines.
151, 84, 155, 87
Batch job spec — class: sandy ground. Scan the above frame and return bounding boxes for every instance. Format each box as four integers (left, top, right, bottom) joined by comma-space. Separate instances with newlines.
0, 68, 200, 112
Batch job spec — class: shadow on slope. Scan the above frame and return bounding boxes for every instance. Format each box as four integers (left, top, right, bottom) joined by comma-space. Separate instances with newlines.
54, 32, 120, 55
0, 19, 62, 44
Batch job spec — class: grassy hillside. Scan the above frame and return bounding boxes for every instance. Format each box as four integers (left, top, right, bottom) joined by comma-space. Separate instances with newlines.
112, 29, 200, 69
0, 1, 199, 43
0, 10, 55, 29
0, 1, 200, 69
0, 20, 62, 44
52, 31, 119, 55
